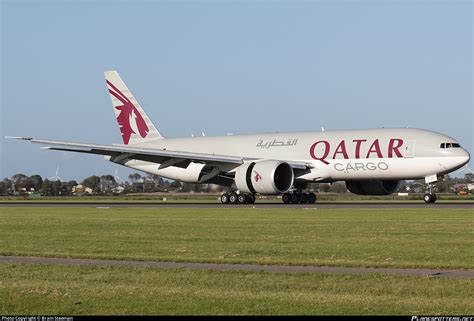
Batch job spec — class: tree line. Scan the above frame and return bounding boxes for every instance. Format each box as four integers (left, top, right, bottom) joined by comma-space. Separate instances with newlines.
0, 172, 228, 196
1, 172, 472, 196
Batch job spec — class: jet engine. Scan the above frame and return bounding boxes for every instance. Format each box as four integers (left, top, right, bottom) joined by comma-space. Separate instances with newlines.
234, 160, 294, 195
345, 180, 401, 195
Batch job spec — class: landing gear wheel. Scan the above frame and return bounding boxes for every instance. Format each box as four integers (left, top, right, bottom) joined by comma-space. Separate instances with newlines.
237, 194, 247, 204
307, 192, 316, 204
423, 194, 431, 203
220, 193, 230, 204
246, 193, 256, 204
298, 193, 308, 204
282, 193, 291, 204
229, 193, 238, 204
290, 193, 299, 204
423, 193, 437, 204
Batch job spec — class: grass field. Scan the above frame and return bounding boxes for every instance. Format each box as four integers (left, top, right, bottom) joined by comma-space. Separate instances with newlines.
1, 207, 472, 269
1, 264, 472, 315
1, 207, 472, 315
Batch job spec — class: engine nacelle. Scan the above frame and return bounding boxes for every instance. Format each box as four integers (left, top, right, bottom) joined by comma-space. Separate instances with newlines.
234, 160, 294, 195
345, 180, 401, 195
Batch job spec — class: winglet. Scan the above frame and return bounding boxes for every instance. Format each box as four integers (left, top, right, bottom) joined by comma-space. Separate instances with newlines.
5, 136, 33, 141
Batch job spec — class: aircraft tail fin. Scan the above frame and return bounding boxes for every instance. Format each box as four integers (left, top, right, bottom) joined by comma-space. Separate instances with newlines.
104, 70, 163, 145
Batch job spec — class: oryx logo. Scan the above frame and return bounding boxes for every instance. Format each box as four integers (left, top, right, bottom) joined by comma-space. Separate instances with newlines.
107, 80, 149, 145
253, 171, 262, 182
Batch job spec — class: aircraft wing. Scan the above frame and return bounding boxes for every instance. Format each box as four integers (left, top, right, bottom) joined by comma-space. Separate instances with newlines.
6, 137, 311, 170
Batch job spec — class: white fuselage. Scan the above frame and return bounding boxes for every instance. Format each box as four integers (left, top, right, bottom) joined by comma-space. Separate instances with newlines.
117, 128, 470, 183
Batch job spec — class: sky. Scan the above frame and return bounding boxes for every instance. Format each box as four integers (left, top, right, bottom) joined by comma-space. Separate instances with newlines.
1, 0, 472, 181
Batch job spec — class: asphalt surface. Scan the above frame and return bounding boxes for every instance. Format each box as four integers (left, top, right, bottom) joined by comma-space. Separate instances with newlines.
1, 256, 472, 279
0, 201, 472, 208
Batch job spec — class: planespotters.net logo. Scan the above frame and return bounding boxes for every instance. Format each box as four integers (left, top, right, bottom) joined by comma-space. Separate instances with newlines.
412, 317, 473, 321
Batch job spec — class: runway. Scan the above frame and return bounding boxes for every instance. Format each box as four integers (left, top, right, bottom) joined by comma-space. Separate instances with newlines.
0, 201, 472, 209
1, 256, 472, 279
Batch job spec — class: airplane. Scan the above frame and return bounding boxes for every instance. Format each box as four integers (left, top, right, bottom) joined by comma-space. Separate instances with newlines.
7, 71, 470, 204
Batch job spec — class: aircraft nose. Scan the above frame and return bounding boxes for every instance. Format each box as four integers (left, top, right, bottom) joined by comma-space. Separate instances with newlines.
459, 148, 471, 167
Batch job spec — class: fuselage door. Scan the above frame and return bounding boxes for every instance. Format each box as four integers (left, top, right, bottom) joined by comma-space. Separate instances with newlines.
404, 140, 416, 158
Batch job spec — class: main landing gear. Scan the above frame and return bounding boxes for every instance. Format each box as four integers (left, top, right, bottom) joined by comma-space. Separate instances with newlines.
282, 192, 317, 204
220, 192, 256, 204
220, 191, 317, 205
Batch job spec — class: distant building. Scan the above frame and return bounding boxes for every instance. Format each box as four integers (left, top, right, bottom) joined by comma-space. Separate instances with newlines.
450, 183, 467, 193
112, 186, 125, 194
72, 184, 93, 195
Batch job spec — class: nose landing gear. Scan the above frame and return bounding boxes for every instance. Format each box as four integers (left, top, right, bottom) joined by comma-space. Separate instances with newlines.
424, 175, 439, 204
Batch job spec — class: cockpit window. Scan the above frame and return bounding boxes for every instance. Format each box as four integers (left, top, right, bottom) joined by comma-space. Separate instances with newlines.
440, 143, 461, 149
